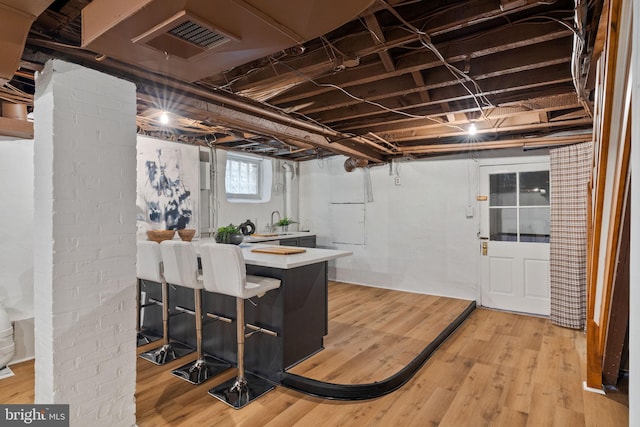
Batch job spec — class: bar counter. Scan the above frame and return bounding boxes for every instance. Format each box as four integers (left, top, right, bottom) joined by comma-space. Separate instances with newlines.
139, 239, 352, 380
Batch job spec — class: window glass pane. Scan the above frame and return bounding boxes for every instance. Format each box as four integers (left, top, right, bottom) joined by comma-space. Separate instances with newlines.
490, 173, 517, 206
225, 157, 260, 198
490, 207, 517, 241
519, 207, 550, 243
519, 171, 550, 206
226, 160, 238, 193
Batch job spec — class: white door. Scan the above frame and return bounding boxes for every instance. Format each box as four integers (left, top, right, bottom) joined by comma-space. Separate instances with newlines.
479, 163, 550, 315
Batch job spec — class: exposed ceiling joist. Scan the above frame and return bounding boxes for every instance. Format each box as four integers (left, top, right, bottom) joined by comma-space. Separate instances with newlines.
5, 0, 601, 161
399, 133, 593, 155
136, 92, 384, 162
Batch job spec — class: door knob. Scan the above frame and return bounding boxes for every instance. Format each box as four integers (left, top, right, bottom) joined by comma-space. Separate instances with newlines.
481, 241, 488, 256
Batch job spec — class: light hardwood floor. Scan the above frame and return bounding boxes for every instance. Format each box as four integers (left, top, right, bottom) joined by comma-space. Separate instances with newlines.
0, 282, 628, 426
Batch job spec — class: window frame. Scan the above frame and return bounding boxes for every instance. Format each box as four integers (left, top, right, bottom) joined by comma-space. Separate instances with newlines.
488, 169, 550, 243
224, 153, 272, 203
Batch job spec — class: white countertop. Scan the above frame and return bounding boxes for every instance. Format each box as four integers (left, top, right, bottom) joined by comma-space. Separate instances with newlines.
192, 238, 352, 269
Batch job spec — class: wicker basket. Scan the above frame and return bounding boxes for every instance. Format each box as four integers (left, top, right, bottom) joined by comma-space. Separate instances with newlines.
146, 229, 175, 243
177, 229, 196, 242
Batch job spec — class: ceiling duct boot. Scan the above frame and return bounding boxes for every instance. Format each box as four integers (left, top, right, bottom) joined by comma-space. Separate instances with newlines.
1, 102, 27, 120
0, 0, 54, 84
344, 157, 369, 172
82, 0, 375, 82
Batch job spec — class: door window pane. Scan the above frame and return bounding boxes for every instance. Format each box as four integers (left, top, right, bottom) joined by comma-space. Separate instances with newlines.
519, 171, 550, 206
490, 208, 517, 241
490, 173, 516, 206
519, 207, 550, 242
488, 169, 550, 243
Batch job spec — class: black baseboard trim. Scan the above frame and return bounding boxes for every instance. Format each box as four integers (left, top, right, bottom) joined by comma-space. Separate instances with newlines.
278, 300, 476, 400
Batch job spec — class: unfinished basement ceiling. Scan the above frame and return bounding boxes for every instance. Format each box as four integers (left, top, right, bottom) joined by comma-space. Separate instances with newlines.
7, 0, 603, 161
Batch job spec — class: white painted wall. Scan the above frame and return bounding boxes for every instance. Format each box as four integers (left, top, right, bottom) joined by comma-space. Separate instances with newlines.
0, 137, 34, 316
0, 137, 35, 363
207, 148, 299, 234
299, 152, 550, 301
300, 155, 481, 300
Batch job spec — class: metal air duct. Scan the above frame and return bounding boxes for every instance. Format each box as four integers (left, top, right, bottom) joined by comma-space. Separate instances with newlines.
0, 0, 53, 84
82, 0, 375, 82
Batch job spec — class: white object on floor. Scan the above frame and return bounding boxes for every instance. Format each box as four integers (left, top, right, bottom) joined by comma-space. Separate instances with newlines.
4, 305, 34, 364
0, 366, 14, 380
583, 380, 606, 395
0, 304, 14, 368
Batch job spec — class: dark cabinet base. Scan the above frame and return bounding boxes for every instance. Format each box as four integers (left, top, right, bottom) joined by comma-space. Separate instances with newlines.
276, 235, 316, 248
140, 261, 329, 380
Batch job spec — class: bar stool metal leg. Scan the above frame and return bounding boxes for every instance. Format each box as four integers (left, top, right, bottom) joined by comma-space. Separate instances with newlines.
139, 280, 193, 365
137, 279, 161, 347
171, 289, 229, 384
208, 297, 274, 409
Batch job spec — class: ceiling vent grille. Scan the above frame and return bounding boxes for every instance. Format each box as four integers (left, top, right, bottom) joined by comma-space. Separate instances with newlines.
168, 20, 230, 49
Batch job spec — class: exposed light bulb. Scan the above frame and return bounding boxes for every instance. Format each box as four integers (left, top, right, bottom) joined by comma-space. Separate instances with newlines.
159, 111, 169, 125
468, 123, 477, 135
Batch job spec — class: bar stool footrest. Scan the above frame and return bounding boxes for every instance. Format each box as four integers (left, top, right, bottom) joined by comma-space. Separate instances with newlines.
136, 330, 162, 347
139, 342, 193, 365
171, 355, 230, 385
208, 372, 275, 409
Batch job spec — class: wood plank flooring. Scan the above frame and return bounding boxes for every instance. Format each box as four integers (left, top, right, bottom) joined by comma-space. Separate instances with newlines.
0, 282, 628, 426
287, 282, 472, 383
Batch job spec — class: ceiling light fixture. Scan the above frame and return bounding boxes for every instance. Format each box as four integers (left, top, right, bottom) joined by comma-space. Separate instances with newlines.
159, 111, 169, 125
468, 123, 477, 136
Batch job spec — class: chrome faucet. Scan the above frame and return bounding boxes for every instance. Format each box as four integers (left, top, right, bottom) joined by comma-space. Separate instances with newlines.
269, 210, 281, 232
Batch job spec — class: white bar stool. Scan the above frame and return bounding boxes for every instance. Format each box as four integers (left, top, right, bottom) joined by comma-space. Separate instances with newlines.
136, 241, 162, 346
138, 241, 193, 365
200, 243, 281, 409
160, 240, 229, 384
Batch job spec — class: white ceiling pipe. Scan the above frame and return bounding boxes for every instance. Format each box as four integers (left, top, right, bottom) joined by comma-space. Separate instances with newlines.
282, 162, 294, 221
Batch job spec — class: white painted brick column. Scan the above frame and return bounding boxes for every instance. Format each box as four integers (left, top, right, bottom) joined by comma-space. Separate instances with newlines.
33, 60, 137, 427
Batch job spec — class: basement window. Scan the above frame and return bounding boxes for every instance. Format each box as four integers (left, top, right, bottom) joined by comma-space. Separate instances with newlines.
225, 153, 272, 203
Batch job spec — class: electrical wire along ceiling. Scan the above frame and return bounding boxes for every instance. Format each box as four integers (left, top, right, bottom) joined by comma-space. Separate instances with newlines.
4, 0, 603, 162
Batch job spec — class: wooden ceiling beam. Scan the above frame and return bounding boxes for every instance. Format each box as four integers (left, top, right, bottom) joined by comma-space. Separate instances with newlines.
330, 85, 579, 130
276, 28, 572, 104
24, 0, 592, 161
280, 38, 572, 114
308, 63, 573, 124
549, 109, 590, 122
390, 117, 592, 143
363, 14, 396, 72
223, 12, 571, 100
399, 133, 593, 155
422, 0, 546, 37
351, 93, 585, 134
411, 71, 431, 103
271, 24, 572, 104
219, 0, 477, 90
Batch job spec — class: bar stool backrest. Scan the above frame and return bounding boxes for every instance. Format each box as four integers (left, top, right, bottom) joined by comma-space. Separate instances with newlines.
200, 243, 246, 298
159, 240, 203, 290
137, 241, 163, 282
